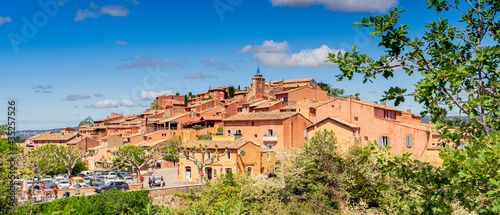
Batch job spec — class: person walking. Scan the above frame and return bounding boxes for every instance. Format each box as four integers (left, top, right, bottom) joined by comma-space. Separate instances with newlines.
148, 177, 152, 188
52, 186, 59, 199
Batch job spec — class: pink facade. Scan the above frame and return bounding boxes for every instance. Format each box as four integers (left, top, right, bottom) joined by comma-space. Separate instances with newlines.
314, 98, 430, 161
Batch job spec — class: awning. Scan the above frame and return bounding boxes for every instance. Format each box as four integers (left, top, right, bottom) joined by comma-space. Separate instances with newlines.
184, 120, 203, 125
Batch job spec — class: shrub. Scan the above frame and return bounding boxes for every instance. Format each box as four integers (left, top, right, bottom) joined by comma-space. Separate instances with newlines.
196, 134, 211, 140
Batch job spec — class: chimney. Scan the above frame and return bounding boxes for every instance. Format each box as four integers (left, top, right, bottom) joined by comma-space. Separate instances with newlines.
382, 102, 386, 106
373, 101, 378, 104
406, 109, 412, 113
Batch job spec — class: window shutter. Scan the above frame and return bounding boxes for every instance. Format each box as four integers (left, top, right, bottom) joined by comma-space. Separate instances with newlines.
379, 136, 383, 147
409, 137, 412, 147
387, 137, 390, 146
304, 129, 307, 138
265, 130, 269, 136
272, 129, 275, 136
405, 136, 409, 147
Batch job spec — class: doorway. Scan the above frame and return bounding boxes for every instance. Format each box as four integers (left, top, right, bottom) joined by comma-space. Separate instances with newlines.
185, 166, 191, 181
205, 167, 213, 180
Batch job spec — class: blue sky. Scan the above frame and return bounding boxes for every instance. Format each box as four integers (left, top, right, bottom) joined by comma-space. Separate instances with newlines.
0, 0, 456, 130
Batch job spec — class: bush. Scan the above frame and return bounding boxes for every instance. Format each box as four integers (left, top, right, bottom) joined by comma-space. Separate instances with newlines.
13, 189, 151, 215
193, 125, 204, 131
196, 134, 211, 140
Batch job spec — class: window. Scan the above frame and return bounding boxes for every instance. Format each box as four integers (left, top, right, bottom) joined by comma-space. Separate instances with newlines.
365, 136, 368, 143
186, 151, 190, 157
206, 150, 211, 160
283, 97, 288, 102
378, 136, 390, 147
406, 136, 413, 147
355, 130, 359, 138
354, 117, 358, 122
251, 122, 254, 126
298, 108, 301, 113
227, 130, 232, 135
304, 129, 307, 138
266, 152, 271, 161
246, 167, 253, 175
225, 168, 232, 174
227, 151, 231, 160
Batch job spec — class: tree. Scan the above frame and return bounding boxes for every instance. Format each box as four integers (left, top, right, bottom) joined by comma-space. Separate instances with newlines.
227, 86, 235, 98
237, 85, 241, 91
175, 92, 180, 96
150, 102, 162, 110
0, 124, 7, 136
184, 95, 188, 107
329, 1, 500, 213
113, 145, 164, 180
79, 116, 94, 127
317, 82, 344, 96
53, 144, 85, 176
178, 144, 227, 184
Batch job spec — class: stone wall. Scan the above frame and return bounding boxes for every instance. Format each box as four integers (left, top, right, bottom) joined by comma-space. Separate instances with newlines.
148, 185, 203, 209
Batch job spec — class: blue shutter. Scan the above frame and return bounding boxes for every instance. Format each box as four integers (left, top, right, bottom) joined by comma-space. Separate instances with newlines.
409, 137, 412, 147
379, 136, 383, 147
387, 137, 390, 146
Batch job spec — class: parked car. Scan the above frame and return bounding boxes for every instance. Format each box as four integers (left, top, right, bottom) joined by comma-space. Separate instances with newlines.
107, 172, 117, 176
104, 175, 119, 184
42, 176, 52, 182
94, 171, 103, 176
70, 177, 85, 185
80, 171, 93, 176
57, 181, 70, 189
94, 181, 129, 193
151, 176, 163, 187
69, 184, 90, 189
117, 172, 131, 179
123, 176, 134, 184
83, 177, 91, 184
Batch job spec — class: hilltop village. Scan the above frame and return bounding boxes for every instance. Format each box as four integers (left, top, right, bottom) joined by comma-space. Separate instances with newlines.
24, 69, 444, 182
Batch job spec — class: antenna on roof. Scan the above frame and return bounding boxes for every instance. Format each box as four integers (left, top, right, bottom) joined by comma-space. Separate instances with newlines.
256, 66, 260, 75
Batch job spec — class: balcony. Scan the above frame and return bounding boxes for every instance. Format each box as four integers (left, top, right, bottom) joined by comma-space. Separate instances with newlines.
263, 135, 278, 142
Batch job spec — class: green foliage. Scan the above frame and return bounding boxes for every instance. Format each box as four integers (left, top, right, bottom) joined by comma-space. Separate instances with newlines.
150, 102, 162, 110
327, 1, 500, 213
46, 160, 88, 176
217, 126, 223, 132
192, 125, 204, 131
317, 82, 345, 96
79, 116, 94, 127
195, 133, 211, 140
183, 95, 188, 107
228, 86, 236, 98
237, 85, 241, 91
0, 124, 7, 135
103, 122, 110, 126
13, 189, 151, 215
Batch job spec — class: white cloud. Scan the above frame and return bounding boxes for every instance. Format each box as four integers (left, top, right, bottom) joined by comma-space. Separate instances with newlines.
240, 40, 342, 67
184, 72, 218, 80
269, 0, 398, 13
101, 5, 129, 16
116, 57, 179, 70
139, 90, 173, 101
75, 3, 129, 22
63, 94, 91, 101
116, 40, 129, 45
88, 99, 118, 108
0, 16, 12, 26
119, 99, 138, 107
239, 40, 289, 54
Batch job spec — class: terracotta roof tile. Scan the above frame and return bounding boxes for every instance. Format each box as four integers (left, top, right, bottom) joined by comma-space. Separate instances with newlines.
201, 116, 222, 121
